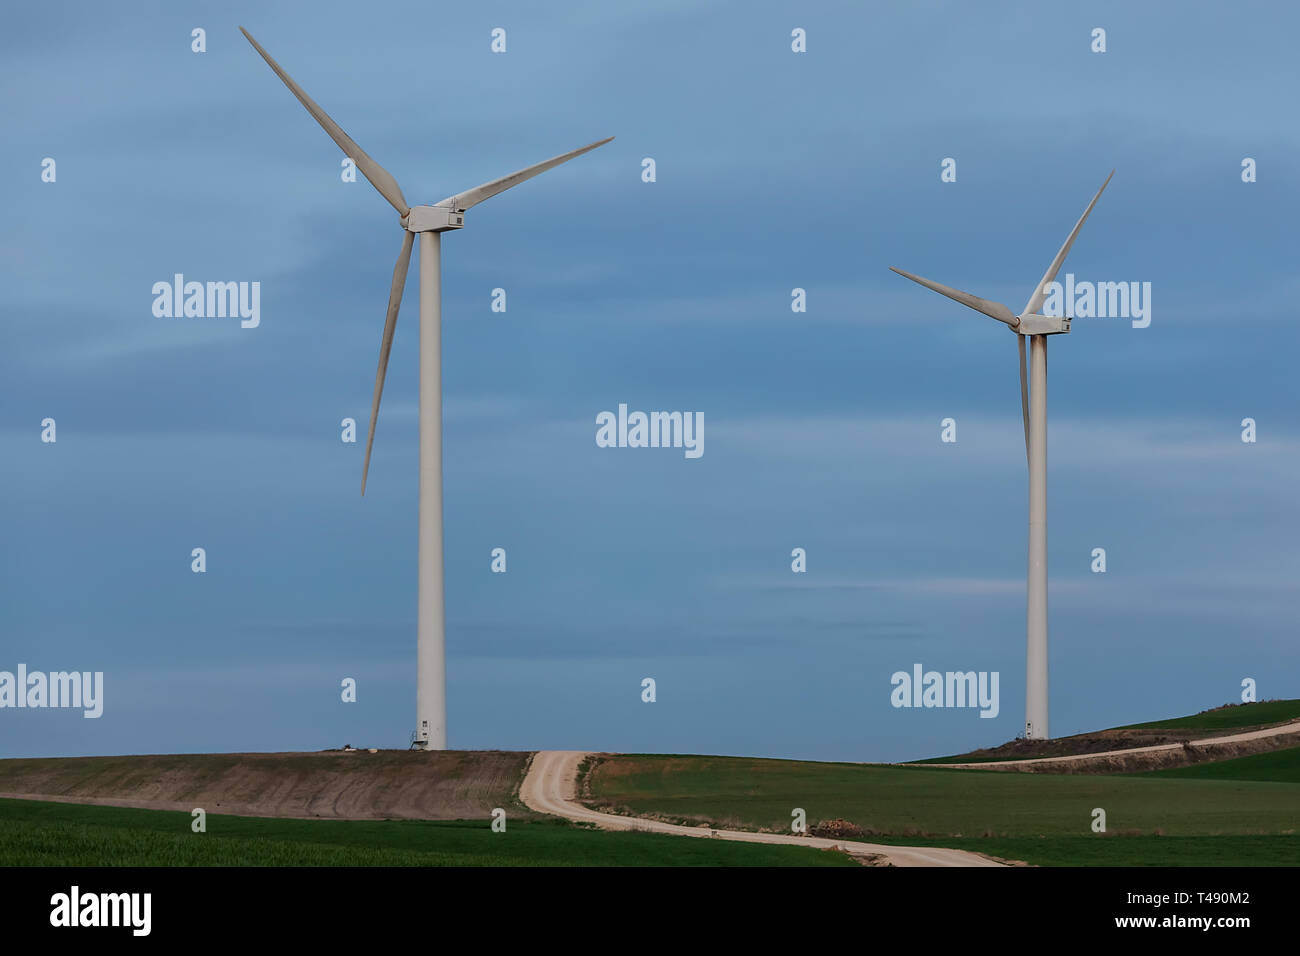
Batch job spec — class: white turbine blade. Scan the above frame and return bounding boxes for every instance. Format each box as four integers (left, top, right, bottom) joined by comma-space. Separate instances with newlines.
361, 231, 415, 495
437, 137, 614, 211
240, 27, 409, 216
889, 267, 1019, 327
1021, 170, 1114, 317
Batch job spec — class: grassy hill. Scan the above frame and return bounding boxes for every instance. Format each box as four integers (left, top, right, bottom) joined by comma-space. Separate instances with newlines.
1115, 699, 1300, 731
914, 699, 1300, 766
584, 753, 1300, 837
580, 750, 1300, 866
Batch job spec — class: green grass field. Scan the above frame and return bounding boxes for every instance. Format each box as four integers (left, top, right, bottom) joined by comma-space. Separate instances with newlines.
1116, 699, 1300, 731
0, 798, 854, 867
1140, 747, 1300, 783
585, 753, 1300, 865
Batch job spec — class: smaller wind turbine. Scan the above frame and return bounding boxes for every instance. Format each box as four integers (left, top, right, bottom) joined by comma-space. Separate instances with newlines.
890, 171, 1113, 740
240, 27, 612, 749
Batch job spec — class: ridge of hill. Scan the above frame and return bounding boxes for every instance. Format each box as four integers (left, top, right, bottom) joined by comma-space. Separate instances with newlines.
912, 699, 1300, 768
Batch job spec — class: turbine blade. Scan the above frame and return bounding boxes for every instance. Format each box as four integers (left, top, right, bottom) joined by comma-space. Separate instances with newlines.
1018, 333, 1030, 466
889, 267, 1019, 327
438, 137, 614, 211
361, 231, 415, 495
240, 27, 409, 216
1021, 170, 1114, 317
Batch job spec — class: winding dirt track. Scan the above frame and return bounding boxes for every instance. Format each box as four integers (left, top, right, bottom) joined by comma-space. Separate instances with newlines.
518, 750, 1005, 868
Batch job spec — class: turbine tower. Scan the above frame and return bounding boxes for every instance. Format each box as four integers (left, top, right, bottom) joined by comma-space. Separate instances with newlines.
241, 28, 612, 749
891, 171, 1113, 740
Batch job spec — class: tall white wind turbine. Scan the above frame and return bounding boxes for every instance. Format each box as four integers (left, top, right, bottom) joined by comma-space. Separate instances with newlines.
891, 171, 1113, 740
241, 27, 612, 749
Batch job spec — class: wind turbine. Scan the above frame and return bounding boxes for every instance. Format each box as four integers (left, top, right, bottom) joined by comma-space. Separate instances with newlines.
890, 171, 1113, 740
240, 27, 612, 750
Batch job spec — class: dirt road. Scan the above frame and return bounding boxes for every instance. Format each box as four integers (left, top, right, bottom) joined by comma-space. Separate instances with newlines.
932, 718, 1300, 771
518, 750, 1005, 867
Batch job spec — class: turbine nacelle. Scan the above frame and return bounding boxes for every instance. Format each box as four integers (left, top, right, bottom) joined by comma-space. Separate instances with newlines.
402, 205, 466, 233
1015, 313, 1071, 335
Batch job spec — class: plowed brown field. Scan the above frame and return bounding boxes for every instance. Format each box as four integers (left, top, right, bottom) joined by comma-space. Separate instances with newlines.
0, 750, 534, 820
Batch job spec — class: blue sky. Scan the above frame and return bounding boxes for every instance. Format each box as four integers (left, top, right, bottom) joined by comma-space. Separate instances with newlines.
2, 0, 1296, 762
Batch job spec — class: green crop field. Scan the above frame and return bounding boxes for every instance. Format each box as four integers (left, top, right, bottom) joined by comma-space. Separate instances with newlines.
584, 754, 1300, 865
0, 797, 854, 867
1116, 699, 1300, 731
1139, 747, 1300, 783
